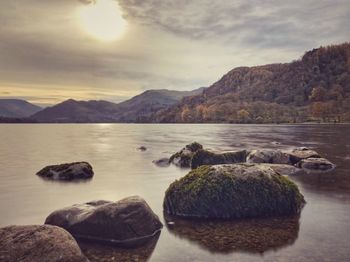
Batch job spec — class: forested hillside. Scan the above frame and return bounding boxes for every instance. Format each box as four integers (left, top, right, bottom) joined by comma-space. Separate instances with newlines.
152, 43, 350, 123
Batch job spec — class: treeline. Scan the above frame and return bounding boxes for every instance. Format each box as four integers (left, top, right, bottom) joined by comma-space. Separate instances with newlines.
151, 42, 350, 123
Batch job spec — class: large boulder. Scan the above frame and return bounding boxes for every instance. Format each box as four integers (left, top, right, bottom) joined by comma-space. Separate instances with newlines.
36, 162, 94, 181
0, 225, 87, 262
45, 196, 163, 247
191, 149, 248, 169
169, 142, 203, 168
296, 157, 336, 171
246, 150, 292, 164
164, 164, 305, 219
288, 147, 321, 164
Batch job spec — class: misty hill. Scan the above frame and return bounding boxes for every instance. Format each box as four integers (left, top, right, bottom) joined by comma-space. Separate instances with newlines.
152, 42, 350, 123
30, 88, 205, 123
30, 99, 120, 123
0, 99, 41, 118
114, 88, 205, 122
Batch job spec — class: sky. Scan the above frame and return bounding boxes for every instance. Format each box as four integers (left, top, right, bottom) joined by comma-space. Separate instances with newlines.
0, 0, 349, 106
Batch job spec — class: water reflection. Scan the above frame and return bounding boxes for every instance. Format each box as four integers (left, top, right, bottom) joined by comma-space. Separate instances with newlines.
164, 214, 300, 254
78, 232, 160, 262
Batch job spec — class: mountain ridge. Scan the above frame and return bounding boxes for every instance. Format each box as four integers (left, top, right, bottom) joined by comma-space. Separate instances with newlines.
0, 99, 42, 118
151, 42, 350, 123
29, 88, 205, 123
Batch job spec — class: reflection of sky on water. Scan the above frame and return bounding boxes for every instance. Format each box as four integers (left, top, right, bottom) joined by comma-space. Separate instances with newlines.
0, 124, 349, 261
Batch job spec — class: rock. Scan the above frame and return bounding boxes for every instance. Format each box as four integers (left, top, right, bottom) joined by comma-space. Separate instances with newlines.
246, 150, 292, 164
45, 196, 163, 247
265, 164, 306, 176
288, 147, 321, 164
78, 233, 160, 262
165, 214, 300, 254
152, 158, 170, 167
0, 225, 87, 262
169, 142, 203, 168
296, 157, 336, 171
164, 164, 305, 219
191, 149, 248, 169
36, 162, 94, 181
138, 146, 147, 151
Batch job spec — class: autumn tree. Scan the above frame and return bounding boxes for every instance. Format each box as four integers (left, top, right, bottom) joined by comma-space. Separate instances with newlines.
237, 109, 250, 123
309, 86, 327, 101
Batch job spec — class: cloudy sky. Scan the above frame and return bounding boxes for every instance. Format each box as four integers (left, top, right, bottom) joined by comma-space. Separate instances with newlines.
0, 0, 349, 106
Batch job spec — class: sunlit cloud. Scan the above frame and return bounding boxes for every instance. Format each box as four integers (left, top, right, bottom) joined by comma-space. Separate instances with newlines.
0, 0, 349, 104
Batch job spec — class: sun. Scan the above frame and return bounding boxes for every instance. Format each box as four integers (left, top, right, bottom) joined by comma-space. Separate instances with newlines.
78, 0, 127, 41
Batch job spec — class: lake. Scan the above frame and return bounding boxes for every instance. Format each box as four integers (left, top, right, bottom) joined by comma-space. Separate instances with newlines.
0, 124, 349, 262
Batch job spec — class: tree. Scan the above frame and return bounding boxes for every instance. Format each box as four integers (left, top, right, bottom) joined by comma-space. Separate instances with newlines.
181, 105, 193, 122
237, 109, 250, 123
309, 86, 327, 101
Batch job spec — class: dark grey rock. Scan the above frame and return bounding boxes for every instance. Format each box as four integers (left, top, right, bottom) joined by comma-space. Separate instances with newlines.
152, 158, 170, 167
296, 157, 336, 171
45, 196, 163, 247
36, 162, 94, 181
191, 149, 248, 169
169, 142, 203, 168
0, 225, 87, 262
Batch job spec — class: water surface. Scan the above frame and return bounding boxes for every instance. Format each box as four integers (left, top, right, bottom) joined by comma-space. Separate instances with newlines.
0, 124, 349, 261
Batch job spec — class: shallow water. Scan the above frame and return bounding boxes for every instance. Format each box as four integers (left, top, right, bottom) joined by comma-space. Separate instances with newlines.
0, 124, 349, 261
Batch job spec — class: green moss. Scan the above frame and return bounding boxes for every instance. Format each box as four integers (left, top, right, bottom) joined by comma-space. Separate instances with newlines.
164, 164, 305, 219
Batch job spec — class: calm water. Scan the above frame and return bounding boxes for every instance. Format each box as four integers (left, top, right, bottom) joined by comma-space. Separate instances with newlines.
0, 124, 349, 262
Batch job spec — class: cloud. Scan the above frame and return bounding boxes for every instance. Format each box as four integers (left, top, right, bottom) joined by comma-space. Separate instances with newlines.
0, 0, 349, 104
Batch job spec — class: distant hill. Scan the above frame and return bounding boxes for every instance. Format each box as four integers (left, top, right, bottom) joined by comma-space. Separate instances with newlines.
114, 88, 205, 122
151, 42, 350, 123
0, 99, 41, 118
30, 88, 205, 123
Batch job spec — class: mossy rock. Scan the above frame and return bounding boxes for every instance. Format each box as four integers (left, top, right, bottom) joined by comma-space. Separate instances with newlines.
191, 149, 248, 169
164, 164, 305, 219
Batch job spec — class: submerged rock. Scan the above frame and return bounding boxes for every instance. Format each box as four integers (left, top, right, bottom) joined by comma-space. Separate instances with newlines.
45, 196, 163, 247
296, 157, 336, 171
164, 164, 305, 219
36, 162, 94, 181
246, 150, 292, 164
169, 142, 203, 168
0, 225, 87, 262
152, 158, 170, 167
138, 146, 147, 151
78, 232, 160, 262
265, 164, 306, 176
288, 147, 321, 164
191, 149, 248, 169
165, 214, 300, 254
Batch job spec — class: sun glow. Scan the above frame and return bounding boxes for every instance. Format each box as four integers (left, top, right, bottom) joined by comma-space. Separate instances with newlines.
78, 0, 127, 41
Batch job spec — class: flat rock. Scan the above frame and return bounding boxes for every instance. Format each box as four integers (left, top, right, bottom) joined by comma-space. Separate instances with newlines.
45, 196, 163, 247
191, 149, 248, 169
246, 150, 292, 164
264, 164, 306, 176
164, 164, 305, 219
0, 225, 87, 262
288, 147, 321, 164
36, 162, 94, 181
296, 157, 336, 171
